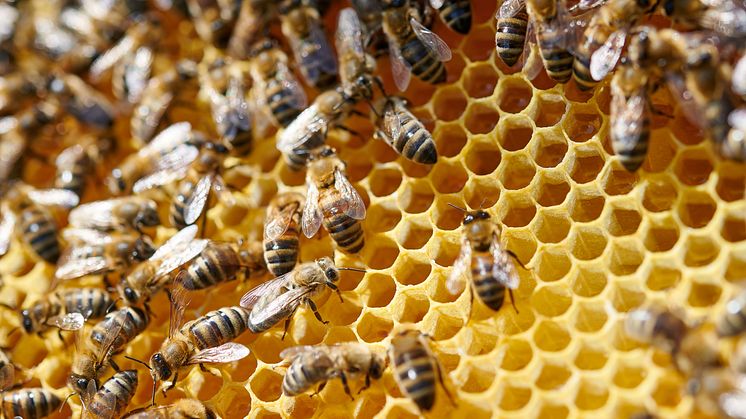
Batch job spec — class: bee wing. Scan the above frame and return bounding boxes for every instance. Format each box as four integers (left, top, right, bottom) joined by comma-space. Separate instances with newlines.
610, 78, 646, 145
410, 18, 452, 62
566, 0, 606, 13
212, 175, 236, 209
720, 391, 746, 419
264, 204, 297, 242
55, 254, 110, 281
521, 29, 543, 80
446, 235, 471, 295
91, 391, 118, 419
26, 188, 79, 208
336, 8, 366, 81
62, 228, 114, 244
240, 273, 293, 309
382, 99, 403, 143
168, 279, 191, 338
123, 47, 154, 104
389, 44, 412, 92
188, 342, 250, 364
248, 286, 311, 326
334, 169, 366, 220
0, 209, 16, 257
89, 32, 137, 79
734, 55, 746, 96
430, 0, 445, 8
132, 145, 198, 193
55, 144, 85, 169
301, 181, 323, 238
139, 122, 193, 158
497, 0, 525, 18
184, 174, 213, 226
665, 72, 708, 130
590, 30, 626, 81
277, 66, 308, 109
0, 363, 14, 390
279, 345, 316, 361
53, 312, 86, 330
491, 236, 519, 290
68, 198, 121, 230
294, 25, 338, 85
277, 104, 327, 153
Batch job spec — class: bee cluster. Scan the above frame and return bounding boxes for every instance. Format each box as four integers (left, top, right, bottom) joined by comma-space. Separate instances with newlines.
0, 0, 744, 418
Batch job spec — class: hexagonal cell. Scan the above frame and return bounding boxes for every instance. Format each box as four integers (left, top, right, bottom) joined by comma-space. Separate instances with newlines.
463, 64, 498, 98
196, 372, 223, 400
498, 77, 533, 113
500, 338, 533, 371
674, 149, 714, 186
726, 252, 746, 281
607, 240, 644, 276
434, 123, 468, 158
563, 104, 602, 142
651, 375, 683, 408
683, 234, 720, 267
571, 266, 608, 297
428, 309, 464, 340
462, 25, 497, 61
687, 281, 722, 308
498, 116, 534, 151
392, 292, 430, 323
602, 163, 639, 196
431, 161, 468, 194
464, 141, 501, 175
535, 247, 572, 282
612, 362, 646, 389
574, 380, 609, 410
533, 94, 567, 127
250, 368, 283, 402
464, 102, 500, 135
721, 212, 746, 242
642, 130, 677, 173
535, 361, 572, 390
677, 191, 717, 229
533, 320, 571, 352
361, 238, 399, 270
433, 199, 466, 230
360, 273, 396, 308
397, 219, 433, 250
393, 254, 431, 285
642, 176, 678, 212
398, 180, 434, 214
354, 391, 386, 418
645, 263, 682, 291
432, 236, 461, 268
368, 167, 403, 197
537, 403, 570, 419
366, 202, 402, 233
530, 285, 572, 317
606, 205, 642, 236
534, 210, 571, 243
532, 131, 568, 168
356, 312, 393, 343
574, 345, 608, 370
460, 364, 496, 393
569, 148, 605, 184
610, 282, 645, 312
433, 85, 468, 122
670, 110, 705, 145
534, 173, 570, 207
498, 385, 532, 411
500, 195, 537, 228
574, 302, 608, 333
503, 228, 538, 268
569, 189, 605, 222
499, 154, 536, 190
464, 177, 500, 210
716, 164, 745, 202
644, 216, 680, 252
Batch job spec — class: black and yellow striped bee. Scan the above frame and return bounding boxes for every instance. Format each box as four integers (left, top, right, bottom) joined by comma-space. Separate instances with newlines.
263, 192, 305, 277
430, 0, 471, 34
18, 287, 114, 336
1, 387, 62, 419
81, 370, 138, 419
374, 96, 438, 164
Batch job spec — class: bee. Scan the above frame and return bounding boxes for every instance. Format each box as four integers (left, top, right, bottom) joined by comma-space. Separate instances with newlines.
0, 184, 79, 264
0, 349, 18, 390
280, 343, 387, 398
69, 197, 160, 233
240, 257, 354, 338
0, 72, 46, 116
185, 0, 241, 48
350, 0, 387, 56
495, 0, 529, 67
201, 60, 253, 156
55, 229, 155, 282
125, 398, 216, 418
18, 288, 114, 336
178, 240, 265, 291
693, 368, 746, 419
447, 207, 520, 316
54, 139, 111, 199
264, 192, 305, 276
609, 62, 651, 172
336, 7, 380, 101
373, 96, 438, 164
118, 225, 208, 306
247, 41, 308, 129
716, 289, 746, 337
525, 0, 574, 83
227, 0, 276, 59
82, 370, 138, 419
389, 328, 454, 412
130, 61, 198, 146
278, 0, 338, 89
430, 0, 471, 34
302, 147, 366, 253
48, 72, 116, 130
381, 0, 452, 91
149, 286, 251, 395
1, 388, 62, 419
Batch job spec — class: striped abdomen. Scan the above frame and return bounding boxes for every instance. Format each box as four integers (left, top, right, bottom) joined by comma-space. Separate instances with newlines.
537, 29, 573, 83
471, 252, 506, 311
282, 352, 334, 396
612, 110, 649, 172
393, 345, 436, 411
60, 288, 114, 321
572, 23, 615, 91
390, 110, 437, 164
90, 307, 149, 354
439, 0, 471, 34
55, 152, 91, 198
188, 306, 250, 350
183, 243, 240, 290
1, 388, 62, 419
284, 134, 325, 171
20, 206, 60, 263
495, 9, 528, 67
169, 180, 194, 229
399, 31, 446, 84
264, 199, 302, 276
227, 129, 252, 157
320, 189, 364, 253
88, 370, 137, 418
266, 79, 303, 127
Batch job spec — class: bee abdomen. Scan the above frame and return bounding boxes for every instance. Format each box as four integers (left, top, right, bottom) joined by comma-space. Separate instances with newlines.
90, 307, 149, 353
61, 288, 113, 320
395, 348, 436, 411
169, 181, 193, 229
228, 131, 253, 157
190, 306, 250, 350
184, 244, 240, 290
325, 215, 364, 253
264, 236, 300, 276
495, 11, 528, 66
2, 388, 62, 419
439, 0, 471, 34
20, 207, 60, 263
472, 255, 506, 311
89, 370, 137, 417
613, 128, 649, 173
282, 356, 331, 396
269, 88, 302, 127
539, 45, 573, 83
402, 37, 446, 84
396, 114, 438, 164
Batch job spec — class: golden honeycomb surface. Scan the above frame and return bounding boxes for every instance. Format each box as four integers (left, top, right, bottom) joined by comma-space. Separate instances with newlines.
1, 1, 746, 418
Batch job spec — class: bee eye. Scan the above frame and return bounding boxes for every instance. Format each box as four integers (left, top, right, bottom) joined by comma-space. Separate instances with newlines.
124, 288, 138, 303
22, 314, 33, 333
463, 215, 474, 225
326, 269, 338, 280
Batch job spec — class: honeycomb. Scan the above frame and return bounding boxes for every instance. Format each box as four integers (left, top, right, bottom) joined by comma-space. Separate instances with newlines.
1, 1, 746, 418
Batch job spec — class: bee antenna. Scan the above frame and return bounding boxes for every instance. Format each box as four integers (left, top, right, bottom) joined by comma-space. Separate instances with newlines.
124, 355, 151, 371
61, 392, 78, 412
0, 302, 16, 311
338, 267, 366, 273
447, 203, 467, 212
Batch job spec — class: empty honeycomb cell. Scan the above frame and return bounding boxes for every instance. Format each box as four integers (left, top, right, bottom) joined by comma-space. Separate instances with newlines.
400, 157, 433, 178
501, 195, 537, 227
563, 105, 602, 142
571, 267, 608, 297
496, 304, 535, 335
214, 385, 251, 419
360, 273, 395, 308
433, 199, 466, 230
459, 325, 499, 355
464, 141, 501, 175
670, 111, 705, 145
279, 164, 307, 186
683, 234, 720, 267
498, 116, 534, 151
392, 292, 430, 323
612, 363, 646, 389
369, 137, 400, 163
460, 364, 496, 393
607, 241, 644, 276
645, 263, 682, 291
368, 167, 403, 197
651, 375, 683, 408
606, 205, 642, 236
533, 320, 571, 352
575, 380, 610, 410
499, 154, 536, 190
432, 236, 461, 268
250, 368, 283, 402
362, 238, 399, 270
674, 149, 714, 186
498, 385, 532, 411
535, 362, 572, 390
716, 165, 745, 201
721, 213, 746, 242
575, 345, 608, 370
533, 94, 567, 127
574, 302, 608, 333
462, 25, 496, 61
431, 161, 469, 194
502, 229, 538, 266
392, 254, 431, 285
678, 191, 717, 229
532, 131, 569, 168
610, 283, 646, 312
434, 124, 468, 158
248, 334, 286, 364
433, 86, 468, 122
398, 180, 434, 214
530, 286, 572, 317
687, 281, 722, 307
642, 176, 678, 212
535, 247, 572, 282
534, 210, 571, 243
644, 216, 680, 252
465, 102, 500, 135
602, 163, 640, 196
197, 373, 224, 400
537, 403, 570, 419
356, 312, 393, 343
726, 252, 746, 281
386, 405, 420, 419
396, 219, 433, 249
498, 78, 533, 114
535, 173, 570, 207
428, 310, 464, 341
354, 391, 386, 419
463, 64, 498, 98
569, 226, 608, 260
568, 148, 605, 184
338, 268, 366, 292
500, 339, 533, 371
640, 131, 677, 173
463, 177, 500, 210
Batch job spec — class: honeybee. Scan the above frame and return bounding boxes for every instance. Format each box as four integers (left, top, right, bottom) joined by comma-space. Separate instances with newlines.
0, 184, 79, 264
177, 240, 265, 291
302, 147, 366, 253
227, 0, 276, 59
69, 197, 160, 233
18, 287, 114, 336
149, 286, 251, 395
240, 257, 349, 337
430, 0, 471, 34
495, 0, 529, 67
264, 192, 305, 276
0, 72, 46, 116
389, 328, 454, 412
278, 0, 338, 89
336, 8, 381, 101
280, 343, 387, 398
693, 368, 746, 419
247, 41, 308, 129
525, 0, 574, 83
373, 96, 438, 164
55, 138, 113, 199
118, 225, 208, 306
33, 15, 98, 73
201, 61, 253, 156
447, 207, 520, 315
125, 398, 217, 418
381, 0, 452, 91
55, 229, 155, 282
1, 388, 62, 419
81, 369, 138, 419
130, 61, 198, 146
350, 0, 387, 56
48, 72, 116, 130
185, 0, 241, 48
609, 62, 651, 172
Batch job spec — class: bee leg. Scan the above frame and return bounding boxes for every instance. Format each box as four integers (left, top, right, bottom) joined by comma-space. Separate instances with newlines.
306, 299, 329, 325
163, 371, 178, 396
505, 249, 528, 271
508, 288, 519, 314
57, 329, 65, 343
336, 125, 363, 141
339, 372, 354, 400
110, 358, 121, 372
311, 381, 327, 397
467, 285, 474, 321
358, 373, 371, 394
433, 355, 457, 407
282, 305, 301, 340
326, 282, 344, 303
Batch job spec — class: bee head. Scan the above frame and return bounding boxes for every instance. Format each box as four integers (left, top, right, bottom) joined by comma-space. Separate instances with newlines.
67, 374, 90, 394
316, 257, 339, 283
150, 352, 171, 381
132, 238, 156, 261
20, 309, 34, 333
122, 286, 140, 304
463, 210, 490, 225
135, 203, 160, 229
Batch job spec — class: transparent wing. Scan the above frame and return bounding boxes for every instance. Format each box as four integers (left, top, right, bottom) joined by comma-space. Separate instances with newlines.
430, 0, 445, 8
383, 99, 403, 142
154, 238, 208, 280
277, 104, 328, 153
733, 55, 746, 95
55, 255, 110, 281
0, 210, 16, 257
123, 47, 154, 104
389, 44, 412, 92
68, 198, 120, 229
53, 312, 85, 330
279, 345, 316, 361
523, 38, 544, 81
301, 182, 323, 238
168, 280, 191, 338
151, 225, 198, 261
590, 30, 626, 81
411, 18, 452, 62
188, 342, 250, 364
184, 175, 213, 225
62, 228, 114, 244
666, 73, 708, 130
131, 144, 198, 192
26, 188, 79, 208
89, 32, 136, 79
240, 273, 293, 309
294, 25, 338, 84
721, 391, 746, 419
446, 236, 471, 295
55, 144, 85, 169
277, 65, 308, 109
91, 391, 118, 419
0, 363, 14, 390
567, 0, 606, 13
491, 236, 519, 289
498, 0, 525, 18
139, 122, 192, 158
248, 286, 310, 326
336, 8, 365, 87
611, 82, 646, 147
212, 175, 236, 209
334, 169, 366, 220
264, 204, 297, 241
